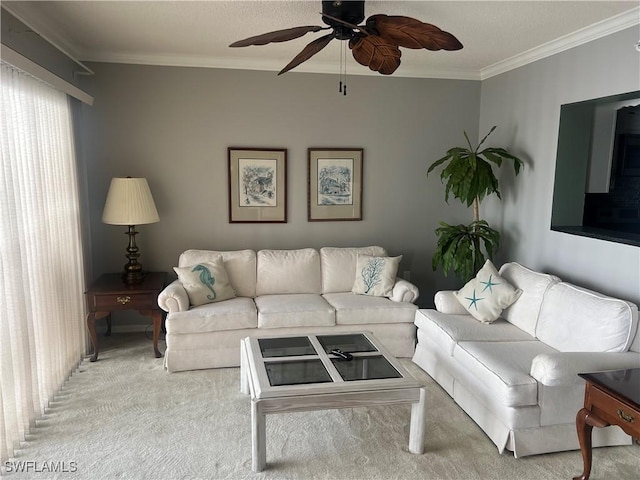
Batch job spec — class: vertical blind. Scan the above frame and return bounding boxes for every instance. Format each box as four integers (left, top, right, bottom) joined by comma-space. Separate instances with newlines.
0, 62, 86, 463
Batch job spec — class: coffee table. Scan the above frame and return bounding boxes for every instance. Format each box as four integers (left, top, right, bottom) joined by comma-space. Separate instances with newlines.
240, 332, 427, 472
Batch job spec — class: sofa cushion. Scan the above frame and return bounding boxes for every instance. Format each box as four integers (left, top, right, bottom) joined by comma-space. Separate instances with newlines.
173, 258, 236, 307
352, 255, 402, 297
414, 309, 536, 356
323, 292, 417, 325
166, 297, 257, 334
178, 249, 257, 298
256, 249, 321, 295
536, 282, 639, 353
453, 340, 558, 407
498, 262, 560, 336
320, 246, 387, 293
454, 260, 522, 323
255, 294, 335, 328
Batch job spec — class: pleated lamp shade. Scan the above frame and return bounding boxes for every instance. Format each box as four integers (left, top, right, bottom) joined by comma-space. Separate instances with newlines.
102, 177, 159, 226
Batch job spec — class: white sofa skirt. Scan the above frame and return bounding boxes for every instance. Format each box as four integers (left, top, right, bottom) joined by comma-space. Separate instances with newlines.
165, 322, 417, 373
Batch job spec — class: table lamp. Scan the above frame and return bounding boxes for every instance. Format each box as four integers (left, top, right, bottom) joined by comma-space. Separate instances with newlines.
102, 177, 159, 285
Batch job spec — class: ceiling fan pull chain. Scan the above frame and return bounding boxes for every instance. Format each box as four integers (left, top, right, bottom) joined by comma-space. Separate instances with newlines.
344, 42, 347, 96
339, 43, 342, 93
342, 40, 347, 96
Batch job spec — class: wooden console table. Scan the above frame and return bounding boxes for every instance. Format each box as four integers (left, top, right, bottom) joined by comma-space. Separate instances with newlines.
85, 272, 167, 362
573, 368, 640, 480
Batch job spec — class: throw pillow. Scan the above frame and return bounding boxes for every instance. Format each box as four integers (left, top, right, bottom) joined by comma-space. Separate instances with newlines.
173, 258, 236, 307
352, 254, 402, 297
454, 259, 522, 323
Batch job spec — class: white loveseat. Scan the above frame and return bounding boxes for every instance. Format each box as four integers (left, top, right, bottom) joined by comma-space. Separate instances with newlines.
158, 246, 419, 372
412, 261, 640, 457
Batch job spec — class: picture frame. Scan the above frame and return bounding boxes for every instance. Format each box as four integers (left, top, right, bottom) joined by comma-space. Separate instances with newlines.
308, 148, 363, 221
228, 147, 287, 223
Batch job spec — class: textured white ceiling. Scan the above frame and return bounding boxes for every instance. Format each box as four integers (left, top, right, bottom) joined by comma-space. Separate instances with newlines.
3, 1, 639, 79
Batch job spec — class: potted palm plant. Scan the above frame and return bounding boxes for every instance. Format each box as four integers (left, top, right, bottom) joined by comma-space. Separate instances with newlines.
427, 126, 524, 281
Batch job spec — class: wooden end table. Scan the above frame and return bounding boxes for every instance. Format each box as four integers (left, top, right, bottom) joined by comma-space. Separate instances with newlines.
85, 272, 167, 362
573, 368, 640, 480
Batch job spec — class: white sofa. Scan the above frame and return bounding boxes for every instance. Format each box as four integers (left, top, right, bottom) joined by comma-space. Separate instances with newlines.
158, 246, 419, 372
412, 261, 640, 458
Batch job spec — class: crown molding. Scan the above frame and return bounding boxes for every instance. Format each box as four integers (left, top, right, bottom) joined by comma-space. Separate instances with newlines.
480, 7, 640, 80
80, 52, 482, 81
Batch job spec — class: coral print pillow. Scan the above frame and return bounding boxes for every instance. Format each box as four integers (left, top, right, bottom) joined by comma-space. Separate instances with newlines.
352, 254, 402, 297
454, 259, 522, 323
173, 257, 236, 307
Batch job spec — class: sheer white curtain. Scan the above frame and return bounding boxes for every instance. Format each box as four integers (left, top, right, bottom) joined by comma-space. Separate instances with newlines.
0, 62, 86, 464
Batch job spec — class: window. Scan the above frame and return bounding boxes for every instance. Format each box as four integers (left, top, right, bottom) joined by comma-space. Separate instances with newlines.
0, 62, 86, 464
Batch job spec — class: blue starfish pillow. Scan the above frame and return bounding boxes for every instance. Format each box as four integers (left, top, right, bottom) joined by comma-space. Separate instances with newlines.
454, 260, 522, 323
174, 257, 236, 307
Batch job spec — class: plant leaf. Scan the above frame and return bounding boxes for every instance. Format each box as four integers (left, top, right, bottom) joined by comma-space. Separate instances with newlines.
427, 153, 453, 175
427, 125, 524, 208
432, 220, 501, 280
475, 125, 497, 152
481, 150, 504, 167
478, 147, 524, 175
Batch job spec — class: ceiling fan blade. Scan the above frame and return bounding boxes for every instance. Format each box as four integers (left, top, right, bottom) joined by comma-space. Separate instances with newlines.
366, 15, 463, 51
230, 25, 328, 47
278, 33, 335, 75
349, 34, 401, 75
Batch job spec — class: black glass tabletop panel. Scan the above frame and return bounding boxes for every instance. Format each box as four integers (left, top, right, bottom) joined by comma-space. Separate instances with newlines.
258, 337, 317, 358
331, 356, 402, 381
317, 334, 377, 354
265, 359, 333, 386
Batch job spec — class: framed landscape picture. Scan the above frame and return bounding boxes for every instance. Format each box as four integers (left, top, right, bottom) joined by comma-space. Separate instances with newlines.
228, 147, 287, 223
308, 148, 363, 221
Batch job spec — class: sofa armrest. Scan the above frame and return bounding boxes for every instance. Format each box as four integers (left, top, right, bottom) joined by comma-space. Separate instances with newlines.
530, 351, 640, 386
389, 278, 419, 303
157, 280, 190, 313
434, 290, 467, 314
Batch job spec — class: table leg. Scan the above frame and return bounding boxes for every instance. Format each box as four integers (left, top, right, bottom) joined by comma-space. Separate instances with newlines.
573, 408, 608, 480
251, 399, 266, 472
240, 339, 250, 395
409, 387, 427, 454
86, 311, 109, 362
87, 313, 98, 362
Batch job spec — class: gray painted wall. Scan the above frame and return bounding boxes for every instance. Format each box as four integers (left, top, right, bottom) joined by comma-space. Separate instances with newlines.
76, 25, 640, 335
77, 63, 481, 315
478, 26, 640, 305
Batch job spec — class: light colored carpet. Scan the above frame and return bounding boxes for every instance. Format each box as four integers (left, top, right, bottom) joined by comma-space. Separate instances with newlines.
5, 333, 639, 480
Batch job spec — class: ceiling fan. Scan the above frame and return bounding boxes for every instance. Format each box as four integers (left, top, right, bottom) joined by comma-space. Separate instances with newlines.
229, 1, 463, 76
